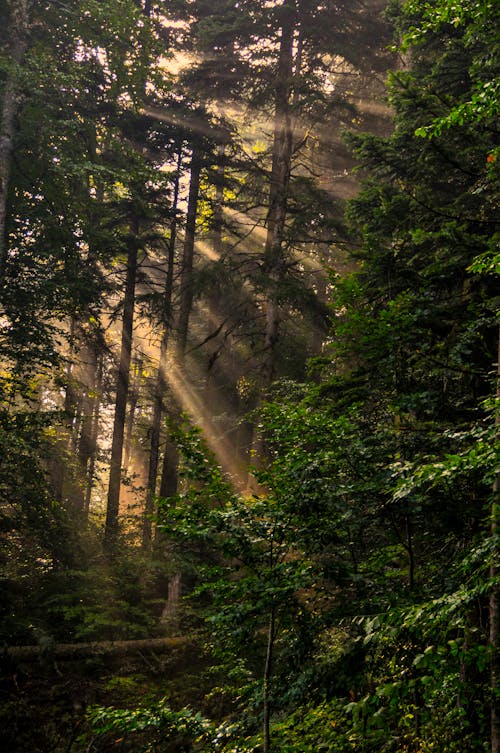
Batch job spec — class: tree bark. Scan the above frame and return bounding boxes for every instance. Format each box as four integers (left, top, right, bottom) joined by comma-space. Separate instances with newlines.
247, 7, 297, 478
104, 219, 139, 551
154, 431, 180, 555
176, 145, 202, 359
212, 143, 225, 257
154, 142, 201, 554
262, 3, 296, 385
124, 354, 143, 468
0, 0, 31, 287
84, 346, 104, 517
4, 636, 187, 663
51, 320, 80, 503
75, 331, 103, 515
143, 144, 183, 550
159, 434, 179, 500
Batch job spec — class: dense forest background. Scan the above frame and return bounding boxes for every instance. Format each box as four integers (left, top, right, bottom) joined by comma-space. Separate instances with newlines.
0, 0, 498, 751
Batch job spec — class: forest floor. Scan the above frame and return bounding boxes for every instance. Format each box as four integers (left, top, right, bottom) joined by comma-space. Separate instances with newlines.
0, 640, 209, 753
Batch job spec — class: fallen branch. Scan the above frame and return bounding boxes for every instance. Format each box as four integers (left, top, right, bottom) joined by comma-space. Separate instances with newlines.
3, 636, 188, 663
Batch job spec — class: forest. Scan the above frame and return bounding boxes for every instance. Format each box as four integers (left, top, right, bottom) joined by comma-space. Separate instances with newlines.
0, 0, 499, 751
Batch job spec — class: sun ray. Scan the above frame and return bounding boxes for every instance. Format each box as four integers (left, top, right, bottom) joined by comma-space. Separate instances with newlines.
162, 360, 251, 492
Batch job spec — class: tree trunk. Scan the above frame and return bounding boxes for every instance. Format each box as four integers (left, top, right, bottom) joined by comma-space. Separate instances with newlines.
51, 320, 80, 503
75, 331, 103, 515
104, 218, 139, 551
176, 145, 202, 359
77, 126, 106, 518
490, 326, 500, 753
262, 4, 296, 385
212, 143, 225, 257
155, 420, 181, 614
4, 636, 188, 663
153, 432, 180, 556
143, 144, 183, 550
263, 606, 276, 753
159, 434, 179, 500
406, 513, 415, 589
247, 7, 297, 480
0, 0, 30, 286
84, 346, 104, 517
160, 572, 182, 623
156, 143, 201, 554
124, 354, 143, 468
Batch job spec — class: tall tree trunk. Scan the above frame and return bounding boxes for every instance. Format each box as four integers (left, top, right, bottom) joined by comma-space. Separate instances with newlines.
103, 0, 152, 548
155, 141, 201, 573
155, 420, 180, 614
158, 434, 179, 500
176, 145, 202, 359
77, 124, 107, 518
76, 330, 105, 518
143, 144, 183, 550
84, 346, 104, 517
52, 319, 79, 503
124, 354, 143, 468
75, 337, 97, 513
0, 0, 30, 286
310, 263, 328, 359
262, 3, 296, 384
212, 143, 225, 257
104, 218, 139, 551
491, 326, 500, 753
247, 6, 297, 481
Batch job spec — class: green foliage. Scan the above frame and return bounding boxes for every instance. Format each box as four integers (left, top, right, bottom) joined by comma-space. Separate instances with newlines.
0, 403, 77, 642
45, 560, 159, 642
159, 418, 320, 715
86, 694, 353, 753
87, 698, 213, 753
268, 700, 352, 753
343, 589, 491, 752
1, 1, 498, 752
402, 0, 499, 132
0, 0, 170, 376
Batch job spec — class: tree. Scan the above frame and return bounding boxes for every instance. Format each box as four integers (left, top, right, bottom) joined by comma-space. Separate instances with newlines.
99, 0, 176, 549
159, 421, 317, 753
0, 0, 31, 284
176, 142, 203, 360
323, 0, 499, 747
104, 215, 141, 551
395, 3, 500, 749
161, 0, 391, 396
143, 141, 184, 550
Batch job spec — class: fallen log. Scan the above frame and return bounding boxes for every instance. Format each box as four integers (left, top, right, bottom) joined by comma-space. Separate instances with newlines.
2, 636, 188, 662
